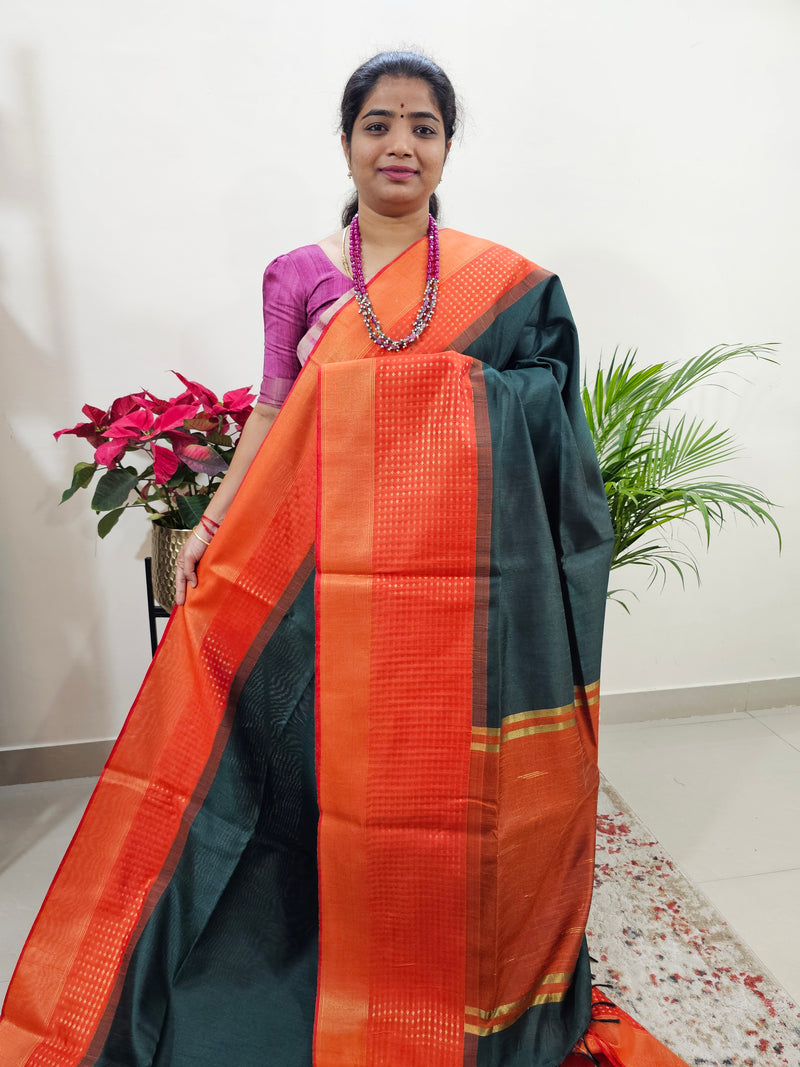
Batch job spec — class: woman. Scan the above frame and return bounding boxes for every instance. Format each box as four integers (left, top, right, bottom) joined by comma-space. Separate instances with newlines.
0, 52, 687, 1067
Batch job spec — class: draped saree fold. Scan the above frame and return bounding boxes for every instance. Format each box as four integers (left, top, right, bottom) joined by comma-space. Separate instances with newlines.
0, 232, 686, 1066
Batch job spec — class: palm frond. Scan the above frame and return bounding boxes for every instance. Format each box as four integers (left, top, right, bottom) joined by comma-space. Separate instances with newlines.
583, 343, 781, 601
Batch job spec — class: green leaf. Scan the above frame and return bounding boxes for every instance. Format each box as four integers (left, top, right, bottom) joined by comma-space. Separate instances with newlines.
584, 342, 782, 598
147, 509, 185, 529
60, 461, 97, 503
176, 494, 209, 528
91, 468, 139, 511
97, 506, 126, 538
606, 588, 635, 613
165, 463, 194, 488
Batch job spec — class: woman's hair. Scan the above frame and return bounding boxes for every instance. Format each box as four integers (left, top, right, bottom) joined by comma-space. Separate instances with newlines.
340, 51, 458, 227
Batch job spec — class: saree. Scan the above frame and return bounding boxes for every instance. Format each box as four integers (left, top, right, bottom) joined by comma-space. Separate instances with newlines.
0, 232, 686, 1066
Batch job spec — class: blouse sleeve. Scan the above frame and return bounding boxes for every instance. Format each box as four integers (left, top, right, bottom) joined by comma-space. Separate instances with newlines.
259, 253, 307, 407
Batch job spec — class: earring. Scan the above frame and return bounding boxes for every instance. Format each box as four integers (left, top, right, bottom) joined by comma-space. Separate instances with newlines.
347, 169, 352, 179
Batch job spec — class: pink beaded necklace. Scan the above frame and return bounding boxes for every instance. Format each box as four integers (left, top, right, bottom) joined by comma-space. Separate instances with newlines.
348, 213, 440, 352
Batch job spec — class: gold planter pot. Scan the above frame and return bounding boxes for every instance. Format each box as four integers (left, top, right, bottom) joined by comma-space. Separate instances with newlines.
151, 526, 192, 611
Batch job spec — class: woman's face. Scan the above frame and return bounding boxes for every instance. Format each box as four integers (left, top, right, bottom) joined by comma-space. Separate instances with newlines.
343, 76, 451, 219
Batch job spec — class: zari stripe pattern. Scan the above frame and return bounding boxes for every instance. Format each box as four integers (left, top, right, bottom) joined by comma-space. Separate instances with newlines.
463, 684, 601, 1042
471, 686, 599, 752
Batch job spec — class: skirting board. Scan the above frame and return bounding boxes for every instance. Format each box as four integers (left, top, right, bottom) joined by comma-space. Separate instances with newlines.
1, 676, 798, 785
0, 739, 115, 787
601, 675, 800, 725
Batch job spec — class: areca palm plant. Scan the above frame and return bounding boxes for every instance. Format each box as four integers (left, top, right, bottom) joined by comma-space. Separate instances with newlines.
583, 343, 781, 608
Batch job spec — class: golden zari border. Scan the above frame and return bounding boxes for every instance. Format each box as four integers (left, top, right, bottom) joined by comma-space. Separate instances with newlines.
471, 684, 601, 751
464, 973, 573, 1036
471, 718, 577, 752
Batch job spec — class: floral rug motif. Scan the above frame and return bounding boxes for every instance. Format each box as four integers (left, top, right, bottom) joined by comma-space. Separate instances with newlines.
588, 780, 800, 1066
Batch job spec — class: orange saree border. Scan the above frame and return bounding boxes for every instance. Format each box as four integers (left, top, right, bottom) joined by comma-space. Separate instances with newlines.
464, 685, 601, 1043
315, 353, 483, 1066
312, 360, 376, 1066
563, 988, 690, 1067
0, 232, 547, 1066
463, 683, 601, 1044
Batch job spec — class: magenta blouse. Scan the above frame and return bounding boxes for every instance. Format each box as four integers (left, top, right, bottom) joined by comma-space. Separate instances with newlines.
258, 244, 353, 407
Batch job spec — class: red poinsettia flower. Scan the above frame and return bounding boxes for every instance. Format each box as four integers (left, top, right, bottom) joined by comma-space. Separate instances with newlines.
104, 409, 155, 440
54, 420, 102, 445
54, 403, 109, 447
129, 390, 170, 415
107, 394, 142, 423
220, 387, 255, 412
82, 403, 107, 424
152, 444, 181, 484
161, 429, 196, 448
229, 409, 253, 431
171, 371, 219, 408
56, 372, 255, 538
152, 402, 200, 435
216, 387, 256, 429
94, 439, 128, 468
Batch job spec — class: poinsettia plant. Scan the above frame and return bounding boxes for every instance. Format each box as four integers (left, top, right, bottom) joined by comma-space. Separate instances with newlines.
55, 372, 256, 537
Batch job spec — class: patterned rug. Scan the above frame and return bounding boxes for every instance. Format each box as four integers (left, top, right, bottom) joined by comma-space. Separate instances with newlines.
589, 780, 800, 1066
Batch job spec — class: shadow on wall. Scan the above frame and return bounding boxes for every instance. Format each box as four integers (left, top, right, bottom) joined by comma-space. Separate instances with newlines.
0, 48, 113, 766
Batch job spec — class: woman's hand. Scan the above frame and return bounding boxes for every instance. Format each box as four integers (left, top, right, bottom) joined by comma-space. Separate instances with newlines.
175, 530, 209, 606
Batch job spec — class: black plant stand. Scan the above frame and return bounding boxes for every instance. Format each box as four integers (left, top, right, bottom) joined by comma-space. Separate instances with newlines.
144, 557, 170, 657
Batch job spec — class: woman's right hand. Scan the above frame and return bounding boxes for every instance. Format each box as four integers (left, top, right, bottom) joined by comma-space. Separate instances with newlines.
175, 530, 208, 606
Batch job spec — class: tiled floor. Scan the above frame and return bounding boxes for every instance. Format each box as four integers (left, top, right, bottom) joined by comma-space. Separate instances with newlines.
598, 705, 800, 1005
0, 775, 96, 1005
1, 707, 799, 1010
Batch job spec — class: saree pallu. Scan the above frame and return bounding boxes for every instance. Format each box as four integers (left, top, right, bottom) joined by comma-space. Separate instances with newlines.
0, 233, 685, 1067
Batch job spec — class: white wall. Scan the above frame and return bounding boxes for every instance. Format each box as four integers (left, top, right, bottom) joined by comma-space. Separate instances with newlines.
2, 0, 798, 748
